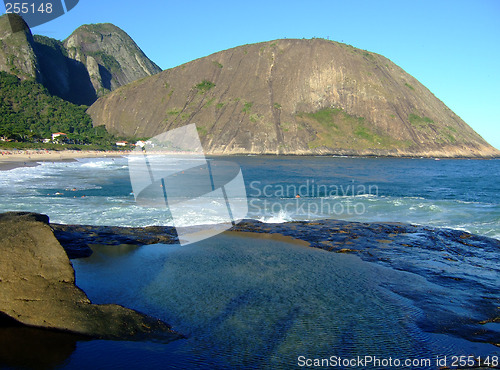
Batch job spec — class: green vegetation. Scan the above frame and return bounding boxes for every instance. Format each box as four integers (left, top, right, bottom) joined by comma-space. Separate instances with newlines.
281, 121, 291, 132
249, 114, 261, 123
303, 107, 340, 129
204, 98, 215, 108
363, 52, 375, 61
87, 51, 121, 73
273, 103, 282, 109
212, 61, 223, 69
33, 35, 68, 57
409, 113, 434, 128
0, 71, 119, 148
409, 114, 459, 143
196, 126, 208, 137
216, 102, 225, 109
354, 124, 375, 141
441, 127, 457, 143
404, 83, 415, 90
298, 107, 407, 150
242, 101, 253, 113
167, 108, 180, 116
195, 80, 216, 93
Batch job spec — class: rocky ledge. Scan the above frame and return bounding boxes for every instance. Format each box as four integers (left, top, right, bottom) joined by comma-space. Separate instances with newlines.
1, 212, 499, 347
0, 212, 182, 341
52, 216, 500, 347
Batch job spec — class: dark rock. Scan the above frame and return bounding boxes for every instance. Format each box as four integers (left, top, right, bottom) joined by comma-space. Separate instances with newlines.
39, 215, 500, 346
52, 223, 179, 259
0, 212, 182, 341
0, 325, 85, 369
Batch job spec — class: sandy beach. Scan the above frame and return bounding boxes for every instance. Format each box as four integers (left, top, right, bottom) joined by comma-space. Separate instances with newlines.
0, 150, 131, 171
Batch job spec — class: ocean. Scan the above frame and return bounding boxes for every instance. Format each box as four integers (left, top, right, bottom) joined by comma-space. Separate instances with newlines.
0, 156, 498, 239
0, 156, 499, 369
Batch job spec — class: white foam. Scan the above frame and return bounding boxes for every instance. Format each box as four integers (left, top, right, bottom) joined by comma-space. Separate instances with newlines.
258, 209, 294, 223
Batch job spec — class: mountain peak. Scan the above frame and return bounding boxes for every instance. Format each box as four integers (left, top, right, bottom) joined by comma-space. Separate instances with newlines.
0, 15, 161, 105
63, 22, 161, 100
0, 14, 40, 81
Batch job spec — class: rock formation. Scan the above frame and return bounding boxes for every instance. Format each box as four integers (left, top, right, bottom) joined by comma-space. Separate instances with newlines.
51, 216, 500, 346
0, 14, 161, 105
88, 38, 499, 157
0, 212, 181, 341
0, 14, 40, 81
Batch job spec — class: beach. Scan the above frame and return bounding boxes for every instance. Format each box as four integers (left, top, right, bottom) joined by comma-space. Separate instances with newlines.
0, 149, 130, 171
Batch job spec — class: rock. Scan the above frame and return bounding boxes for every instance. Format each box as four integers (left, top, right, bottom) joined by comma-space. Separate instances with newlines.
87, 38, 499, 158
52, 223, 179, 259
0, 14, 161, 106
0, 212, 181, 341
0, 14, 41, 81
14, 213, 499, 346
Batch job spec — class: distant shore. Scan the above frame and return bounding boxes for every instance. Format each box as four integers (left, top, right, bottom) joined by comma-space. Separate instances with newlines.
0, 149, 131, 171
1, 148, 499, 172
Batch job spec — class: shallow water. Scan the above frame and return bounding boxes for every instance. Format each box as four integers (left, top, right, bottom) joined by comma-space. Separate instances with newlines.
64, 234, 497, 369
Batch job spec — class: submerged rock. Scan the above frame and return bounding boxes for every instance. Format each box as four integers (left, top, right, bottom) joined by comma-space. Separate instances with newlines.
0, 212, 181, 341
51, 217, 500, 346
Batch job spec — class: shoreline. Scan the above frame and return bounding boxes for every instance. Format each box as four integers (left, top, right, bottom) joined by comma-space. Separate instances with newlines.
0, 150, 131, 171
1, 149, 499, 171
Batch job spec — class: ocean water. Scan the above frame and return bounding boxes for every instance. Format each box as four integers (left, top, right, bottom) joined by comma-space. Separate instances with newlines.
0, 156, 498, 239
0, 156, 499, 369
67, 234, 496, 369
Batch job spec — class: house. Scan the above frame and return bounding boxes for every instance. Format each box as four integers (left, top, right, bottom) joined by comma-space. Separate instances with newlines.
52, 132, 68, 142
116, 141, 129, 147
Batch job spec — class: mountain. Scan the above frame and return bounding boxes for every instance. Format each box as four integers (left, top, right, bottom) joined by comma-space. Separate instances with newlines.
88, 38, 499, 158
0, 14, 40, 81
0, 14, 161, 105
61, 23, 161, 100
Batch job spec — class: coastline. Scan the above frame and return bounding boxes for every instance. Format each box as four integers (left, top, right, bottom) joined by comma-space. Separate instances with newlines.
0, 149, 131, 171
1, 149, 498, 172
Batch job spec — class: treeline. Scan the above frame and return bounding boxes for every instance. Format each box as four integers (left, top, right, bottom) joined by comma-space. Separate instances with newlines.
0, 71, 121, 148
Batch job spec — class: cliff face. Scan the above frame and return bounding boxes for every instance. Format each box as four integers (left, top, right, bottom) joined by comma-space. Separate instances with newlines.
0, 15, 161, 105
88, 38, 498, 157
63, 23, 161, 99
0, 15, 40, 81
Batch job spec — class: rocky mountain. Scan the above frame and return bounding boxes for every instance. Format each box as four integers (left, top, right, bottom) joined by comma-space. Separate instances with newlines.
0, 15, 40, 81
0, 14, 161, 105
88, 38, 498, 157
61, 23, 161, 100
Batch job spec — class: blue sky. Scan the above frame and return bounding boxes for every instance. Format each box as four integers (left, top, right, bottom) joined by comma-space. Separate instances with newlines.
2, 0, 499, 149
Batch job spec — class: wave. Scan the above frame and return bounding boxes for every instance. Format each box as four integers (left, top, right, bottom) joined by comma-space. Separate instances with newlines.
257, 209, 295, 223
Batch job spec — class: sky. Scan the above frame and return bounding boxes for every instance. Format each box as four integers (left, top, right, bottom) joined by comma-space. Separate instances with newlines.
1, 0, 499, 149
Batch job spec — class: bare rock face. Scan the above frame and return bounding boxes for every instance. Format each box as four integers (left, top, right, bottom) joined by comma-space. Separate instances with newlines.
0, 212, 180, 341
0, 14, 161, 105
63, 23, 162, 99
88, 38, 499, 158
0, 14, 40, 81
